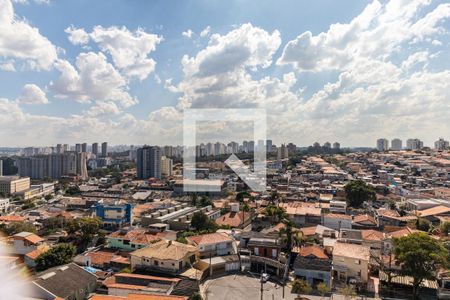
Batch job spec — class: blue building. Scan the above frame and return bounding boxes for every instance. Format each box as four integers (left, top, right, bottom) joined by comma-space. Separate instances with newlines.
95, 203, 133, 228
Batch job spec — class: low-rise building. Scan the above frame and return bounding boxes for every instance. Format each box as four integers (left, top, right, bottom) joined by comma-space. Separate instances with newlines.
130, 240, 198, 274
0, 176, 30, 195
293, 245, 332, 287
186, 232, 235, 258
13, 231, 45, 255
332, 242, 370, 284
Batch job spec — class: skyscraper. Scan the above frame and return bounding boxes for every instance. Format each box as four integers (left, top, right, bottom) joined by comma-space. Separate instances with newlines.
376, 138, 389, 151
161, 156, 173, 177
0, 160, 2, 177
406, 138, 423, 150
137, 146, 161, 179
333, 142, 340, 149
81, 143, 87, 152
75, 143, 82, 153
435, 138, 449, 150
101, 142, 108, 157
266, 139, 273, 153
92, 143, 98, 155
391, 138, 403, 151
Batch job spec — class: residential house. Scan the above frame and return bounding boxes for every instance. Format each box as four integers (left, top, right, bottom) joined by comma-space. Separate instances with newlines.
103, 273, 181, 297
293, 245, 332, 287
332, 242, 370, 284
13, 231, 45, 255
186, 232, 235, 258
25, 244, 50, 268
352, 214, 378, 229
130, 240, 198, 274
107, 228, 161, 251
215, 211, 252, 228
29, 263, 97, 300
323, 213, 352, 231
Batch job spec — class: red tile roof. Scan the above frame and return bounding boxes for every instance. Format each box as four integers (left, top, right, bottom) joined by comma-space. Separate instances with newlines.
186, 232, 232, 246
296, 245, 328, 259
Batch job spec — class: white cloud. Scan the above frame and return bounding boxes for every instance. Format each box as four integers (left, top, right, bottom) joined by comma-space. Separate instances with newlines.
0, 60, 15, 71
0, 0, 57, 70
89, 26, 162, 80
16, 83, 48, 104
65, 25, 89, 45
200, 26, 211, 38
85, 101, 120, 117
182, 29, 193, 38
50, 52, 137, 108
277, 0, 450, 72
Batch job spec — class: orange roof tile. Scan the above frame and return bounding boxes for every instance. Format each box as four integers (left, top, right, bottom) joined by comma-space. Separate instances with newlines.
186, 232, 232, 246
297, 245, 328, 259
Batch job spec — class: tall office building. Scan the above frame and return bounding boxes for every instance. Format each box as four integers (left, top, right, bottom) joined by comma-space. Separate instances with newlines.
62, 144, 69, 152
435, 138, 449, 151
161, 156, 173, 177
333, 142, 341, 149
16, 152, 88, 180
137, 146, 161, 179
101, 142, 108, 157
391, 138, 403, 151
323, 142, 331, 149
266, 139, 273, 153
376, 138, 389, 151
75, 143, 82, 153
56, 144, 62, 154
81, 143, 87, 153
406, 138, 423, 150
92, 143, 99, 155
247, 141, 255, 153
0, 160, 2, 177
277, 144, 289, 160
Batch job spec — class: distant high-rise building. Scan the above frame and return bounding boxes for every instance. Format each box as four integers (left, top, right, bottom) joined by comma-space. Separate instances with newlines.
56, 144, 62, 154
16, 151, 88, 180
242, 141, 248, 153
266, 139, 273, 153
376, 138, 389, 151
75, 143, 82, 153
391, 138, 403, 151
313, 142, 320, 148
247, 141, 255, 153
323, 142, 331, 149
287, 143, 297, 153
137, 146, 161, 179
81, 143, 87, 153
101, 142, 108, 157
435, 138, 449, 151
277, 144, 289, 160
333, 142, 340, 149
406, 138, 423, 150
0, 160, 3, 177
62, 144, 69, 152
92, 143, 99, 155
161, 156, 173, 177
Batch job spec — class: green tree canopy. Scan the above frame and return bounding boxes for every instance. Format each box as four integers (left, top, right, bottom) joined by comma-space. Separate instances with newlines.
35, 243, 76, 271
292, 279, 312, 295
394, 232, 449, 299
191, 211, 217, 232
344, 180, 376, 208
0, 222, 36, 236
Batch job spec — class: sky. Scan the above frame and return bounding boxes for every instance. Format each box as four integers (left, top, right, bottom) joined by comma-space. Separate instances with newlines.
0, 0, 450, 148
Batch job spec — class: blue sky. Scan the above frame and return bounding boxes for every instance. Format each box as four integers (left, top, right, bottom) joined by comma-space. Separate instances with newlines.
1, 0, 450, 147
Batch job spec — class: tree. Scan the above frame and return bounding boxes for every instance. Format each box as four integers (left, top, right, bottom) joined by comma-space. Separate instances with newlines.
189, 293, 202, 300
264, 204, 287, 224
337, 284, 356, 300
441, 222, 450, 236
65, 185, 81, 196
292, 279, 312, 295
35, 243, 76, 271
415, 217, 431, 232
1, 222, 36, 235
344, 180, 376, 208
191, 211, 217, 232
316, 282, 331, 299
394, 232, 449, 299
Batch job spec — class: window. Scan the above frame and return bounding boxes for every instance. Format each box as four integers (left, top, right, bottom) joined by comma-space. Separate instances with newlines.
355, 260, 361, 265
154, 260, 159, 266
254, 247, 259, 256
123, 240, 130, 245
